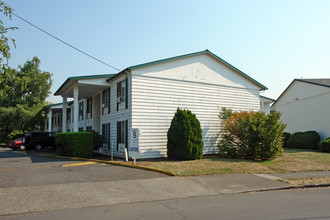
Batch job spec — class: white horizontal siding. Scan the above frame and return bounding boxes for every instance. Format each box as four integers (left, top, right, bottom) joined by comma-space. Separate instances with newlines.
277, 91, 330, 140
132, 75, 260, 159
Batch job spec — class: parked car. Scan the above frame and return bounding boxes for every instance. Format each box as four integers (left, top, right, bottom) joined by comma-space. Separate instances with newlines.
22, 131, 56, 150
7, 134, 24, 150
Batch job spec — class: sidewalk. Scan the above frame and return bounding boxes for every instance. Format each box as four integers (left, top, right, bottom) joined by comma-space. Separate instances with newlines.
3, 170, 330, 216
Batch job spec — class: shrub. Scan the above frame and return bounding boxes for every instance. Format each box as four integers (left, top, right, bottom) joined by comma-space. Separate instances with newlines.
56, 132, 93, 158
282, 132, 291, 148
167, 108, 203, 160
91, 130, 102, 151
217, 108, 286, 160
286, 131, 320, 149
319, 137, 330, 153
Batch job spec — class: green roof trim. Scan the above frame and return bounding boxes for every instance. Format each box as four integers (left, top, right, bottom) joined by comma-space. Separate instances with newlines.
69, 73, 116, 80
106, 50, 267, 90
260, 95, 275, 102
55, 73, 116, 96
43, 101, 73, 109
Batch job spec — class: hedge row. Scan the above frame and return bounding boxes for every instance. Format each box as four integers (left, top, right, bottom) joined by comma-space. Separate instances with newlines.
319, 138, 330, 153
55, 132, 93, 158
285, 131, 320, 149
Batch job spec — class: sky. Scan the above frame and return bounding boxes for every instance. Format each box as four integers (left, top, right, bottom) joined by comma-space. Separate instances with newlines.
2, 0, 330, 103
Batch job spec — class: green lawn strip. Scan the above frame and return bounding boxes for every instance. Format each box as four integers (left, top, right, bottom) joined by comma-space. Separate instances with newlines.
139, 149, 330, 176
39, 149, 330, 177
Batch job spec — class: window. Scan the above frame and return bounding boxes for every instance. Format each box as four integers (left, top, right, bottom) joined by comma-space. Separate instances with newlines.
79, 101, 84, 121
86, 126, 92, 131
102, 88, 110, 115
117, 78, 128, 111
79, 127, 84, 131
102, 123, 110, 144
57, 114, 61, 127
87, 97, 92, 118
67, 108, 71, 124
117, 120, 128, 151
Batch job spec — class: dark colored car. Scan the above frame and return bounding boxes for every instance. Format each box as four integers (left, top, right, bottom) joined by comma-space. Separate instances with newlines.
22, 131, 56, 150
7, 134, 24, 150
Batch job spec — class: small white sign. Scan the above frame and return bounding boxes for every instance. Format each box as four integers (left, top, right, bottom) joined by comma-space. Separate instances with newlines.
130, 128, 139, 151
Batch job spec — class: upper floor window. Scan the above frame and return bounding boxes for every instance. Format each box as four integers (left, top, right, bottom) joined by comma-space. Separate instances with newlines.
87, 97, 92, 119
117, 78, 128, 111
102, 88, 110, 115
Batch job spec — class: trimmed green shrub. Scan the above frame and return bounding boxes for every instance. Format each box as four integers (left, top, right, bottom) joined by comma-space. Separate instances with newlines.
282, 132, 291, 148
91, 130, 102, 151
319, 137, 330, 153
56, 132, 93, 158
286, 131, 320, 149
217, 108, 286, 160
167, 108, 203, 160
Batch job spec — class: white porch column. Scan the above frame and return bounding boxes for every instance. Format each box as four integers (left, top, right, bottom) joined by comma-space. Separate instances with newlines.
62, 96, 67, 132
48, 109, 52, 132
44, 113, 48, 132
99, 91, 102, 133
73, 85, 79, 132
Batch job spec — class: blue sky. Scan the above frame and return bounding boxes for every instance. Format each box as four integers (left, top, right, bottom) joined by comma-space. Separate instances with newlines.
3, 0, 330, 103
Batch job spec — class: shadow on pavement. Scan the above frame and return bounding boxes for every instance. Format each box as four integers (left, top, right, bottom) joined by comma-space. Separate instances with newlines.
0, 147, 76, 163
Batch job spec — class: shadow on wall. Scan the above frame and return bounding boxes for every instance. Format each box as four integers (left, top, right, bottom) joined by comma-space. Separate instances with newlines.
140, 148, 164, 158
202, 125, 221, 154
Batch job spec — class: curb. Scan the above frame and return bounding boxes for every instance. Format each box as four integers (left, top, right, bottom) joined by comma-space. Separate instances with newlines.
236, 183, 330, 195
37, 153, 176, 176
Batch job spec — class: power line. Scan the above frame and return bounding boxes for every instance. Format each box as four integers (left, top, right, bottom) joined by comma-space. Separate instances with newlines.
10, 10, 121, 71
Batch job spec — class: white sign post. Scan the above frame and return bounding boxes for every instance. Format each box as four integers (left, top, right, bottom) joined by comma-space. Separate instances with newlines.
130, 128, 140, 164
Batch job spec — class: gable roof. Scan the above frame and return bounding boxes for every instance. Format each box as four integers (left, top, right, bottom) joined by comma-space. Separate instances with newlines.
272, 78, 330, 106
106, 50, 267, 90
260, 95, 275, 102
54, 73, 115, 96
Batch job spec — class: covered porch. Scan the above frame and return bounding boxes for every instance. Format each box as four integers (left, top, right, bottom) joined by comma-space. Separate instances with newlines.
54, 74, 114, 132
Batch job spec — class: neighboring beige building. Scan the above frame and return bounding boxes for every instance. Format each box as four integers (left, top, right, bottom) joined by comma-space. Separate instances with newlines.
46, 50, 268, 159
272, 79, 330, 140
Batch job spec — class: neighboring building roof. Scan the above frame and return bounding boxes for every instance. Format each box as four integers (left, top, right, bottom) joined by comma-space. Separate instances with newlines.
106, 50, 268, 90
54, 73, 116, 96
272, 78, 330, 106
297, 78, 330, 87
260, 95, 275, 102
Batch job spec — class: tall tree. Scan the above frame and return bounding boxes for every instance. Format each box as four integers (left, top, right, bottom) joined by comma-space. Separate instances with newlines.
0, 2, 52, 142
0, 1, 17, 65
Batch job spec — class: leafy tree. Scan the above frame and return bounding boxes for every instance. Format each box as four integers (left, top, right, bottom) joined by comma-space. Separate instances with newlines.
0, 1, 17, 65
0, 2, 52, 142
0, 57, 52, 141
167, 108, 203, 160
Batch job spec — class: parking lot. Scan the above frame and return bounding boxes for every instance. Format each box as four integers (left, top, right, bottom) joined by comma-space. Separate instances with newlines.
0, 147, 166, 188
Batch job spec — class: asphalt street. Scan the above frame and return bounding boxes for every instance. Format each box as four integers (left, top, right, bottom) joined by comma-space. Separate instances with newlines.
2, 187, 330, 220
1, 147, 330, 219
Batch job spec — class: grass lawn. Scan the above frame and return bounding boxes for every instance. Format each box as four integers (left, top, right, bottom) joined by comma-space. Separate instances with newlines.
136, 149, 330, 176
